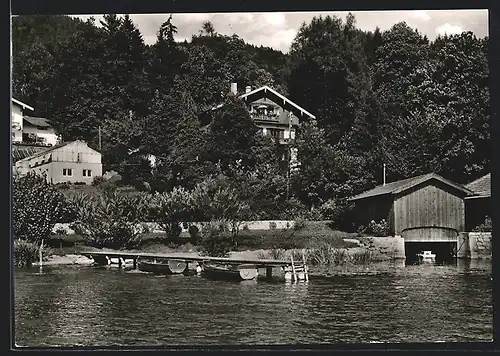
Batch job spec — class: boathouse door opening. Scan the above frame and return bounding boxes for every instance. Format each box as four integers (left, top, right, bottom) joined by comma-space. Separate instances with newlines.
405, 242, 457, 264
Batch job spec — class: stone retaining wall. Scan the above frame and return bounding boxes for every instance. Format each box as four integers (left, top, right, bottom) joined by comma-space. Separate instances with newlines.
355, 236, 406, 261
457, 232, 492, 260
52, 220, 296, 235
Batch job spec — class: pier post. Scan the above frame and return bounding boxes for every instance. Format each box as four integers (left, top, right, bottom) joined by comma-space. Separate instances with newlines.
266, 266, 273, 279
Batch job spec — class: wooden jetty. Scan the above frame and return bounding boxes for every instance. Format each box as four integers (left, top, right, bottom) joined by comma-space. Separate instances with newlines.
80, 251, 309, 281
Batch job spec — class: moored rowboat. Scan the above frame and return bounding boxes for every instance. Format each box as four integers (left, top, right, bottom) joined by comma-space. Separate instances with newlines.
137, 259, 187, 274
202, 263, 258, 281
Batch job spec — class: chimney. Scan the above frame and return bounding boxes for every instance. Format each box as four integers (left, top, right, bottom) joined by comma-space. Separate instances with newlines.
246, 86, 251, 93
230, 83, 237, 95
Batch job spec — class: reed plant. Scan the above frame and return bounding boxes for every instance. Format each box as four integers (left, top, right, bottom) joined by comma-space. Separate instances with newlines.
13, 239, 52, 267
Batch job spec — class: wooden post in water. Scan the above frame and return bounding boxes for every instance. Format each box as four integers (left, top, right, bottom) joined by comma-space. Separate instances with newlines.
291, 254, 297, 282
302, 252, 309, 281
39, 239, 44, 270
266, 266, 273, 280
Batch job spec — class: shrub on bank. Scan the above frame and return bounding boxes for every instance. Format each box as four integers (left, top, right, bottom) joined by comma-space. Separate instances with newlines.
368, 219, 390, 237
69, 190, 150, 249
13, 239, 52, 267
473, 216, 492, 232
150, 186, 193, 244
199, 220, 234, 257
13, 172, 74, 244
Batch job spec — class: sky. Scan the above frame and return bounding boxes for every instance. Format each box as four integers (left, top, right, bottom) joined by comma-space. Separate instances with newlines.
72, 10, 488, 53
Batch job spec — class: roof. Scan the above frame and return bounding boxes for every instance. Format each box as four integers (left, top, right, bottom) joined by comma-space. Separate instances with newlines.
348, 173, 473, 201
12, 145, 52, 162
12, 98, 34, 111
24, 116, 53, 128
213, 85, 316, 120
465, 173, 490, 198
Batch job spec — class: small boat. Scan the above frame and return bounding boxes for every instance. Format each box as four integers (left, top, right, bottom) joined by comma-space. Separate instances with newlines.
137, 258, 187, 275
202, 263, 258, 281
417, 250, 436, 262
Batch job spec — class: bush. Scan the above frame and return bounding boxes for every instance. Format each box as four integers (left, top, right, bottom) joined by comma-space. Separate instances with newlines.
91, 176, 107, 187
473, 216, 492, 232
150, 187, 193, 244
14, 240, 39, 267
13, 172, 74, 244
188, 225, 200, 245
54, 226, 68, 235
199, 220, 234, 257
69, 190, 150, 249
293, 216, 307, 230
368, 219, 390, 237
356, 225, 367, 237
13, 239, 52, 267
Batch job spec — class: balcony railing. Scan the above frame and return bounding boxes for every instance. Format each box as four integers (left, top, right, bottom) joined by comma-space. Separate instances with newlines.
250, 113, 280, 122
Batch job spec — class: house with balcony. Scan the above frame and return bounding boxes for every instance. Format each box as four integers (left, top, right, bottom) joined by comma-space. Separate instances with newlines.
22, 116, 60, 146
208, 83, 316, 168
15, 140, 102, 185
11, 98, 33, 143
11, 97, 60, 146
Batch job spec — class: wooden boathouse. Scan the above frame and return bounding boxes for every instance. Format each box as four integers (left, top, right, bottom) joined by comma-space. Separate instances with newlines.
348, 173, 474, 242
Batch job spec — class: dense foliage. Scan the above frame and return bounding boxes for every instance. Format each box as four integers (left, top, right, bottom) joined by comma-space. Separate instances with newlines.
13, 172, 74, 244
12, 14, 490, 223
69, 189, 150, 249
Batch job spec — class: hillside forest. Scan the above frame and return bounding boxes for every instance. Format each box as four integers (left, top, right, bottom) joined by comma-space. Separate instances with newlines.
11, 13, 490, 224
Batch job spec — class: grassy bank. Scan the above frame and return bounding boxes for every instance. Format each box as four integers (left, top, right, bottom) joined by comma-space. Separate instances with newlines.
47, 221, 360, 254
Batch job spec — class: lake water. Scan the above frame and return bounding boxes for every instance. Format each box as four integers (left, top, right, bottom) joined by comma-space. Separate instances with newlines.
14, 260, 493, 347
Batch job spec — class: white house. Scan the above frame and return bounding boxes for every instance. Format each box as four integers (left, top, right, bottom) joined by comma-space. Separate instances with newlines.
22, 116, 60, 146
11, 98, 33, 143
11, 97, 60, 146
15, 140, 103, 185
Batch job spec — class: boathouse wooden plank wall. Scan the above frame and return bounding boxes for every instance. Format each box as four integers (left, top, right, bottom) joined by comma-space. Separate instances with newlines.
351, 195, 395, 234
350, 174, 470, 241
393, 180, 465, 241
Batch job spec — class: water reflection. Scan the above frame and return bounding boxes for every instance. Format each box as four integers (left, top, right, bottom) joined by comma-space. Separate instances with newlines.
14, 260, 493, 346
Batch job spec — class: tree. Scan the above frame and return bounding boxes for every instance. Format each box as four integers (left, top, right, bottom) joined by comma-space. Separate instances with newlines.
149, 15, 184, 95
13, 172, 73, 244
287, 14, 374, 145
150, 186, 193, 243
205, 95, 260, 175
201, 21, 216, 36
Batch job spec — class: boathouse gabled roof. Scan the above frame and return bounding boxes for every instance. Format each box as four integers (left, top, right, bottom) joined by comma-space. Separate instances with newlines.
212, 85, 316, 120
348, 173, 474, 202
465, 173, 491, 199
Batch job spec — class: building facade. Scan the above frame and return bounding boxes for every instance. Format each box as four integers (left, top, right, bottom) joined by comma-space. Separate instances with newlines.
11, 98, 60, 146
23, 116, 60, 146
11, 98, 33, 143
15, 140, 102, 185
210, 83, 316, 168
348, 173, 473, 241
464, 173, 491, 231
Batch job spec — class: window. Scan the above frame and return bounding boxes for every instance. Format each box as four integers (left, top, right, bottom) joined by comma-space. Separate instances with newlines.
83, 169, 92, 177
269, 129, 281, 139
62, 168, 73, 177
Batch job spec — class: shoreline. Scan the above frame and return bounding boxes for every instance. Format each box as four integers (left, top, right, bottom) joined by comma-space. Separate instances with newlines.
33, 249, 407, 274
